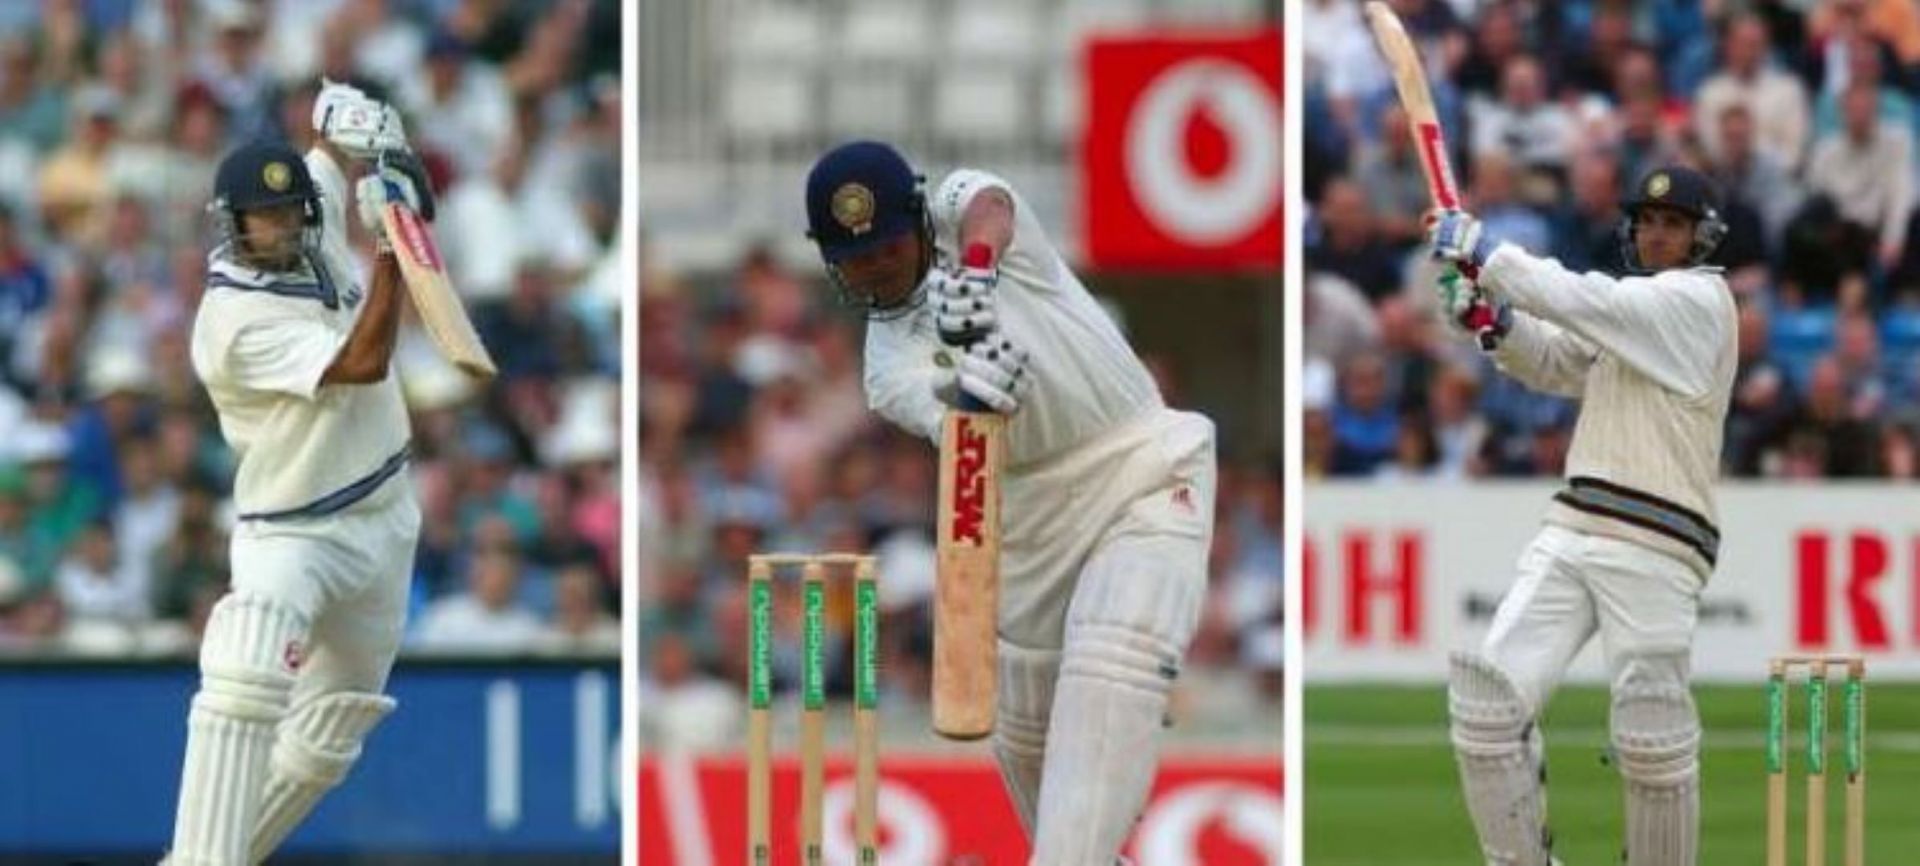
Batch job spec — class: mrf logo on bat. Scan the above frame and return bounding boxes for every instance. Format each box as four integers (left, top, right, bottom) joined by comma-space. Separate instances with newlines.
949, 416, 991, 544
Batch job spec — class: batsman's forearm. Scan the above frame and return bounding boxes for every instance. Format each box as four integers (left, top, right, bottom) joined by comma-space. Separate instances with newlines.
322, 254, 404, 385
959, 188, 1015, 262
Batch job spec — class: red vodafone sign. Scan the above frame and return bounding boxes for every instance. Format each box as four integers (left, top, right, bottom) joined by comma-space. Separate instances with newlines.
637, 753, 1281, 864
1083, 30, 1283, 271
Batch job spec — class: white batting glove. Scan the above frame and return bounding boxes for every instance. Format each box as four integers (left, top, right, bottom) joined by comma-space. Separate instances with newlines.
313, 79, 408, 159
938, 333, 1031, 414
1426, 209, 1495, 269
354, 166, 423, 243
930, 264, 998, 344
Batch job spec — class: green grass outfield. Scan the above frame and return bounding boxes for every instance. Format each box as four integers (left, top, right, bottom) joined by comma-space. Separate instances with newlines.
1307, 683, 1920, 864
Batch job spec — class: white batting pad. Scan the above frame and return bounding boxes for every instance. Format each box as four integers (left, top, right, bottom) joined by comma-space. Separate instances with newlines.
1610, 656, 1700, 866
1449, 651, 1555, 866
250, 691, 397, 862
992, 640, 1060, 834
169, 594, 307, 866
1034, 623, 1177, 865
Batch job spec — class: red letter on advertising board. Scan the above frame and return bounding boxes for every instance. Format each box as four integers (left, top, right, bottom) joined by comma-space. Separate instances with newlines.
1796, 530, 1891, 649
1344, 530, 1422, 644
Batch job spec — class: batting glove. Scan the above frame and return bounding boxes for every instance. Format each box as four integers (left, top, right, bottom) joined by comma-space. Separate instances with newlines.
930, 264, 998, 345
1435, 265, 1511, 347
378, 149, 436, 221
1427, 209, 1495, 269
314, 79, 408, 160
354, 165, 425, 244
938, 333, 1032, 415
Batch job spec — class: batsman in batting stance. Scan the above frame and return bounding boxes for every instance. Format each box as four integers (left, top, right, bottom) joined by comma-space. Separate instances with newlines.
166, 80, 433, 864
804, 141, 1218, 864
1426, 165, 1736, 866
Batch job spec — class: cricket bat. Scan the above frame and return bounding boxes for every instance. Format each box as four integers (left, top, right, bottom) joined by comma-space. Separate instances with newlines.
1365, 1, 1500, 346
381, 198, 498, 380
932, 244, 1004, 741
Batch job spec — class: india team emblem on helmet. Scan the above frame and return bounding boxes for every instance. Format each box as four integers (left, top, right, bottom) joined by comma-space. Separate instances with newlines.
832, 182, 876, 235
262, 161, 293, 193
1646, 172, 1670, 199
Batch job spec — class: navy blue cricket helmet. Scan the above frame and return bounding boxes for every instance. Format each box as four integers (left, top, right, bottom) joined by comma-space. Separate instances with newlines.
210, 139, 323, 266
804, 140, 933, 318
213, 139, 321, 225
1618, 165, 1727, 273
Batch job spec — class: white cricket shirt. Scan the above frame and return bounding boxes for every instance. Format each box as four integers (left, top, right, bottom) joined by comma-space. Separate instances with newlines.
190, 148, 412, 519
864, 169, 1163, 468
1480, 244, 1738, 577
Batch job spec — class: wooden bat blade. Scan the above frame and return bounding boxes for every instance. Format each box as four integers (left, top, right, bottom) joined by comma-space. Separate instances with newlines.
1365, 1, 1462, 210
933, 410, 1002, 740
382, 203, 499, 380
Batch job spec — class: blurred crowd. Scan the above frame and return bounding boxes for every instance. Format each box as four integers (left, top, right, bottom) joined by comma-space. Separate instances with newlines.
635, 247, 1283, 751
1306, 0, 1920, 479
0, 0, 623, 656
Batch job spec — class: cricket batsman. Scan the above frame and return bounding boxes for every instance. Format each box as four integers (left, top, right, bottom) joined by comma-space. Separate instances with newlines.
1426, 166, 1737, 866
804, 141, 1218, 864
165, 80, 434, 864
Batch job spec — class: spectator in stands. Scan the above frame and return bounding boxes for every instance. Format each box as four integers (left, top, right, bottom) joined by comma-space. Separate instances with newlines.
414, 546, 545, 653
54, 519, 145, 628
1707, 103, 1806, 245
1805, 81, 1913, 282
1772, 357, 1885, 476
1808, 0, 1920, 82
1354, 104, 1432, 250
192, 5, 275, 141
541, 560, 619, 654
1563, 2, 1641, 97
1810, 30, 1912, 141
638, 630, 742, 752
1427, 363, 1488, 478
1833, 310, 1889, 414
16, 423, 99, 595
1455, 1, 1524, 97
1552, 150, 1625, 273
1696, 13, 1812, 166
1375, 294, 1443, 411
1469, 54, 1574, 173
1727, 302, 1797, 475
0, 36, 67, 153
36, 84, 123, 244
1468, 152, 1552, 255
1374, 411, 1440, 480
1613, 78, 1683, 191
1331, 352, 1399, 476
1309, 178, 1401, 302
1304, 272, 1381, 368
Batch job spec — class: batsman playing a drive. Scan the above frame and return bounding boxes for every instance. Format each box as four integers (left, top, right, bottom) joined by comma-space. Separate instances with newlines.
1426, 165, 1736, 866
804, 140, 1218, 864
166, 80, 434, 865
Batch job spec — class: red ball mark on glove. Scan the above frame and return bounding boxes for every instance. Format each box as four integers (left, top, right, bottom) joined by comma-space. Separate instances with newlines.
1183, 99, 1233, 180
963, 243, 996, 269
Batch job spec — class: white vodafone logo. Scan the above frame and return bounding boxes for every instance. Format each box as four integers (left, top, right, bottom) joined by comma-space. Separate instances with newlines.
822, 779, 946, 864
1135, 781, 1285, 865
1124, 58, 1282, 245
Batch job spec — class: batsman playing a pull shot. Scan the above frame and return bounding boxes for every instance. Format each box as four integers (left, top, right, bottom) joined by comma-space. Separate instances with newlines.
804, 140, 1218, 865
165, 80, 434, 865
1426, 165, 1737, 866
